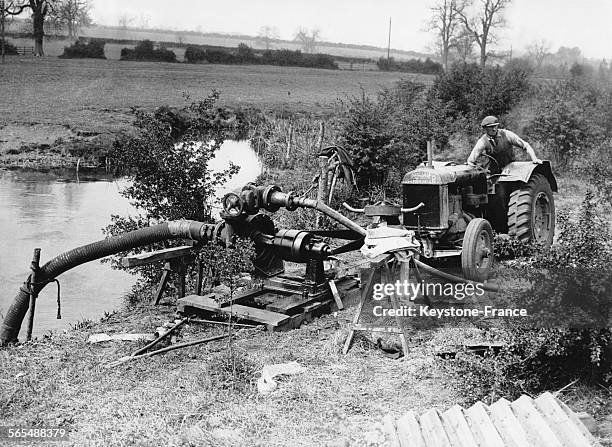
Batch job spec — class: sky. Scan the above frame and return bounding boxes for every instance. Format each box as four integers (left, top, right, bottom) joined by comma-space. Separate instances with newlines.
89, 0, 612, 59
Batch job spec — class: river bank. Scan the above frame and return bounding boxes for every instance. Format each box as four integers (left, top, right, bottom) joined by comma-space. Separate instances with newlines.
2, 301, 610, 447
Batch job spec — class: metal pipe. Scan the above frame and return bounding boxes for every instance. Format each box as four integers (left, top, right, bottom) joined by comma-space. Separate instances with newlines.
412, 258, 501, 293
342, 202, 365, 213
270, 191, 367, 237
400, 203, 425, 213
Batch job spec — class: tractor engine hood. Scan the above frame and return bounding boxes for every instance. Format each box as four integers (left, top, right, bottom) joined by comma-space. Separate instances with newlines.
402, 162, 487, 187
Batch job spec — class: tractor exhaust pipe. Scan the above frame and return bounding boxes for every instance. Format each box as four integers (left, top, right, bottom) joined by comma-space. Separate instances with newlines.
426, 140, 434, 168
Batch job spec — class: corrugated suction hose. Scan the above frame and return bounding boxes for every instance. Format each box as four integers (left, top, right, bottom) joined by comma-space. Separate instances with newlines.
0, 221, 215, 344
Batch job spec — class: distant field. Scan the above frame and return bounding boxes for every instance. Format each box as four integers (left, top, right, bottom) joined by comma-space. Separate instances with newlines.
0, 57, 433, 136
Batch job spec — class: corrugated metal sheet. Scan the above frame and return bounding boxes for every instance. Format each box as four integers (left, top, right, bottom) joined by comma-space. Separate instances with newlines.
384, 392, 601, 447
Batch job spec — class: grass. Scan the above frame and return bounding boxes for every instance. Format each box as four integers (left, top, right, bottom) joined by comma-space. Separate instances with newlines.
0, 305, 460, 447
0, 57, 429, 137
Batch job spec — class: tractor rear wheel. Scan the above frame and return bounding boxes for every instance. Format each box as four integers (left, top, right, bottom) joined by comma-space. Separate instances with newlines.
461, 218, 494, 282
507, 174, 555, 247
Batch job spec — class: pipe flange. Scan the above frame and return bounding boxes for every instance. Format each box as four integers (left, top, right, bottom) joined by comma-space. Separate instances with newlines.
262, 185, 282, 212
240, 189, 258, 215
284, 191, 299, 211
241, 184, 260, 214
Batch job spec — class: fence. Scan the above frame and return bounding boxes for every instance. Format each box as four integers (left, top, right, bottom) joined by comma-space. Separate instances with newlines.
16, 46, 35, 56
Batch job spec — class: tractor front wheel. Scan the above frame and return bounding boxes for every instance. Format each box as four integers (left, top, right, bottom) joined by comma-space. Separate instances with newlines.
507, 174, 555, 247
461, 218, 494, 282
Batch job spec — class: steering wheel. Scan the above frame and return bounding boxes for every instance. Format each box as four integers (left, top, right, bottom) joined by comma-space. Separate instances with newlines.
478, 154, 500, 174
222, 192, 244, 217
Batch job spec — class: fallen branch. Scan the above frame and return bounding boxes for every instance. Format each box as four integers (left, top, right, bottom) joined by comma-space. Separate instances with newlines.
106, 333, 230, 368
131, 316, 190, 357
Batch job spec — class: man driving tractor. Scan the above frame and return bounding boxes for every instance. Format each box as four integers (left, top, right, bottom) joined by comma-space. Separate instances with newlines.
467, 115, 542, 174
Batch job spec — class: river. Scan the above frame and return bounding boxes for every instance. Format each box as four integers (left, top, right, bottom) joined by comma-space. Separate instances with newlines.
0, 140, 261, 338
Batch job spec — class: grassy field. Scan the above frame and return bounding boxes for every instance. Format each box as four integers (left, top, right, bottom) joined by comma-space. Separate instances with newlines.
0, 304, 462, 447
0, 56, 430, 152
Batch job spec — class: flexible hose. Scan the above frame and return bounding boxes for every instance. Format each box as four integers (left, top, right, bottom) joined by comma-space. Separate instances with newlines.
412, 258, 501, 292
0, 221, 215, 345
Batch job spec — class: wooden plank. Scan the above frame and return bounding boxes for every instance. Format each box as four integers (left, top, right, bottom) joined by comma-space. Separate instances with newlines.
266, 293, 324, 314
419, 409, 452, 447
555, 396, 600, 445
533, 392, 594, 447
343, 267, 376, 354
122, 245, 192, 267
439, 405, 479, 447
395, 411, 427, 447
382, 414, 401, 447
218, 288, 268, 307
463, 402, 505, 447
328, 280, 344, 310
488, 398, 531, 447
510, 395, 563, 447
177, 294, 290, 327
177, 294, 219, 313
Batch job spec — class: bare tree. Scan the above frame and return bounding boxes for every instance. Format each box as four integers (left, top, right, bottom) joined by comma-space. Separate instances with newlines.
526, 39, 550, 69
48, 0, 90, 38
118, 13, 134, 29
294, 27, 320, 53
257, 25, 278, 50
455, 0, 511, 68
138, 13, 149, 30
429, 0, 466, 71
1, 0, 28, 62
451, 25, 476, 63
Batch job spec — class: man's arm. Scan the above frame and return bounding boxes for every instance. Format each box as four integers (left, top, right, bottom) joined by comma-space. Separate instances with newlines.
467, 137, 487, 166
504, 130, 542, 164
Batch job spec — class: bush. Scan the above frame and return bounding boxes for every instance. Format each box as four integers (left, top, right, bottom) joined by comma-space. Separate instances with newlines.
525, 78, 609, 171
184, 45, 206, 63
103, 92, 244, 291
59, 39, 106, 59
432, 61, 532, 121
1, 39, 19, 55
377, 56, 442, 74
120, 40, 177, 62
334, 80, 455, 188
443, 192, 612, 404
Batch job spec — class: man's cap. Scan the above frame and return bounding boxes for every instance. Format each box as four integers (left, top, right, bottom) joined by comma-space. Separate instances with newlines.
481, 115, 499, 127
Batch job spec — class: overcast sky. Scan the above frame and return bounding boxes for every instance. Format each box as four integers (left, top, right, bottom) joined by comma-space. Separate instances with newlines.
90, 0, 612, 59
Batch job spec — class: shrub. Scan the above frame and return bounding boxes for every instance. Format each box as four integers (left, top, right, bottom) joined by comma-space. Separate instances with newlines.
59, 39, 106, 59
203, 48, 236, 64
334, 80, 455, 188
120, 40, 177, 62
236, 43, 256, 63
524, 80, 606, 170
184, 45, 206, 63
103, 92, 243, 291
377, 56, 442, 74
1, 39, 19, 55
432, 61, 532, 121
443, 192, 612, 404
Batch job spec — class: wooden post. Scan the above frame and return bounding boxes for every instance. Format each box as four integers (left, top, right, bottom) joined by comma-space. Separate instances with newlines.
26, 248, 41, 341
315, 155, 329, 228
285, 121, 293, 165
316, 122, 325, 152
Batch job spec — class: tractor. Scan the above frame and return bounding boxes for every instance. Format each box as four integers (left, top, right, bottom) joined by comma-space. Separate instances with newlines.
396, 150, 558, 281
